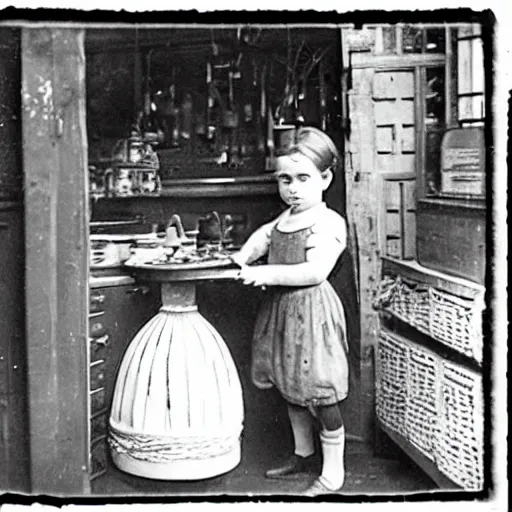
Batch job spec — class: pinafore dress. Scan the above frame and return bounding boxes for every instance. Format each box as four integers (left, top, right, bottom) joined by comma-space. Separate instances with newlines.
251, 224, 349, 407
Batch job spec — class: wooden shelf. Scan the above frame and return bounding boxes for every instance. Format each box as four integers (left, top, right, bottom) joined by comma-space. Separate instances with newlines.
90, 275, 135, 289
378, 422, 462, 491
381, 257, 485, 299
160, 175, 278, 198
419, 197, 486, 211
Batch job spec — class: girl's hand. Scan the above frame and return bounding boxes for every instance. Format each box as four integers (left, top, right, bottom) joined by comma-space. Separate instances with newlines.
236, 265, 271, 289
230, 251, 246, 267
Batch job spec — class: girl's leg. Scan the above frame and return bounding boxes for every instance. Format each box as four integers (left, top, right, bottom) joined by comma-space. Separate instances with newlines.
288, 402, 316, 458
265, 402, 318, 479
311, 402, 346, 491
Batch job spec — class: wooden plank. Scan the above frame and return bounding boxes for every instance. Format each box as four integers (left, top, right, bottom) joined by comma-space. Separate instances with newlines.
345, 67, 380, 442
376, 153, 416, 173
403, 180, 417, 259
351, 53, 445, 70
22, 27, 90, 495
373, 70, 414, 98
401, 125, 416, 152
160, 177, 278, 198
376, 126, 394, 153
415, 65, 428, 201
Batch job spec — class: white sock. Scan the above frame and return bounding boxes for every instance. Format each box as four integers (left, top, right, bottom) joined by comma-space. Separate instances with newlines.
319, 425, 346, 490
288, 405, 315, 458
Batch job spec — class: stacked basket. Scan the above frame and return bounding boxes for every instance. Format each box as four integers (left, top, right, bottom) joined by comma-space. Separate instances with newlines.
376, 328, 484, 490
376, 275, 484, 364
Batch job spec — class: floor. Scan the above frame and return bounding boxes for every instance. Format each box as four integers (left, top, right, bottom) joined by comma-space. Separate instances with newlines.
92, 442, 437, 499
92, 387, 438, 499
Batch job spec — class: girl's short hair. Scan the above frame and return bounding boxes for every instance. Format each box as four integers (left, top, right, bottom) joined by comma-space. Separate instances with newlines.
285, 126, 340, 172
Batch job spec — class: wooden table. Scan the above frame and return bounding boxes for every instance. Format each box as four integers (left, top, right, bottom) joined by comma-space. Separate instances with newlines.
108, 259, 244, 480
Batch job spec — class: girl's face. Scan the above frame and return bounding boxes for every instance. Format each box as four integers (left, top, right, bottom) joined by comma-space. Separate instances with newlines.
275, 153, 332, 213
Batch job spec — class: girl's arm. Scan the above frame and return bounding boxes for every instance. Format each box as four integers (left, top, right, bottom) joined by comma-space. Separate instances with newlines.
238, 214, 347, 287
230, 219, 276, 266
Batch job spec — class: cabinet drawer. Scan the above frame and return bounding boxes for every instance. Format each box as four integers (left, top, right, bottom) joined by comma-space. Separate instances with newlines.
89, 387, 106, 415
89, 334, 109, 363
89, 360, 106, 390
90, 437, 108, 480
90, 412, 108, 441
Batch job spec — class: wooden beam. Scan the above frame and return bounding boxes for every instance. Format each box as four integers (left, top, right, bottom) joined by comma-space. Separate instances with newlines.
351, 53, 445, 70
22, 27, 90, 495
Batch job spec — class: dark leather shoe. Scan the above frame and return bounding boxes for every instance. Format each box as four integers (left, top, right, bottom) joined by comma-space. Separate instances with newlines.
265, 454, 319, 480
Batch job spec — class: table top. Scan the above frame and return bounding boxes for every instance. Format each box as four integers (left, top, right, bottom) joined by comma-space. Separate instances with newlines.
124, 258, 241, 283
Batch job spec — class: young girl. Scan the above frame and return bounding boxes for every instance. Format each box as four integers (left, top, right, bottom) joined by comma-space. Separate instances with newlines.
231, 126, 349, 496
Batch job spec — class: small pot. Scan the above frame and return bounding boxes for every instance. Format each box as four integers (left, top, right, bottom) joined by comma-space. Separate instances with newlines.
273, 124, 296, 156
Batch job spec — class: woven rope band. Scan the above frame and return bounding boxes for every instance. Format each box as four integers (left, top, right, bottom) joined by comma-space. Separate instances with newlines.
109, 424, 243, 462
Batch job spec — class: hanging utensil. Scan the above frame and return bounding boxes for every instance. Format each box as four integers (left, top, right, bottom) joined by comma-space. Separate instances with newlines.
224, 69, 240, 166
256, 61, 267, 154
164, 67, 180, 148
318, 59, 327, 132
205, 61, 214, 141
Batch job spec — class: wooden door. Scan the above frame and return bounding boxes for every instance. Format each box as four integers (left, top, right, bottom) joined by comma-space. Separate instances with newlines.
374, 70, 417, 260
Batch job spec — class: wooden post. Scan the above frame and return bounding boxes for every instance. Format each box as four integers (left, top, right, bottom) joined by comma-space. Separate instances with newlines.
22, 27, 90, 495
344, 60, 380, 441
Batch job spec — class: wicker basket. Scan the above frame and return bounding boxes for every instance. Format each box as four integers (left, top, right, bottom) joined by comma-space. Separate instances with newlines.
429, 288, 484, 364
376, 276, 430, 333
376, 328, 484, 490
404, 343, 439, 460
435, 360, 484, 490
375, 330, 409, 437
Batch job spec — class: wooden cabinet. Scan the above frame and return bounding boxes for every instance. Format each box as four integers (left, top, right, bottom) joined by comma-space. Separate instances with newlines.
88, 277, 160, 483
416, 198, 486, 285
0, 203, 29, 493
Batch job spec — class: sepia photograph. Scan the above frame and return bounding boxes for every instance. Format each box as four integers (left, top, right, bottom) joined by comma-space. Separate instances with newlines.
0, 1, 508, 509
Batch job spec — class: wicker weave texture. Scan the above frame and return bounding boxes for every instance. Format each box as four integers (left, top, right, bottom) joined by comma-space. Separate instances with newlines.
376, 276, 484, 364
375, 328, 484, 490
436, 361, 484, 490
376, 331, 409, 438
376, 276, 430, 332
429, 288, 484, 364
404, 344, 439, 460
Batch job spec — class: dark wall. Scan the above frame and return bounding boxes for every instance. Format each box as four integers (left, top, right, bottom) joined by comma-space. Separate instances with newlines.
0, 27, 22, 200
0, 26, 30, 493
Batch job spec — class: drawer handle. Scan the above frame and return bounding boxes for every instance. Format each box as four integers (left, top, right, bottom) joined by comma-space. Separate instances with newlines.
91, 294, 106, 304
126, 286, 150, 295
90, 334, 109, 347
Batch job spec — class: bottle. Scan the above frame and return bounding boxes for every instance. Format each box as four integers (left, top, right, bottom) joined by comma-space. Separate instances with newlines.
180, 92, 194, 150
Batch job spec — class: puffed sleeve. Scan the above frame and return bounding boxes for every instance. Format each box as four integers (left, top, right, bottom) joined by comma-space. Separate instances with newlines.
306, 209, 347, 256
